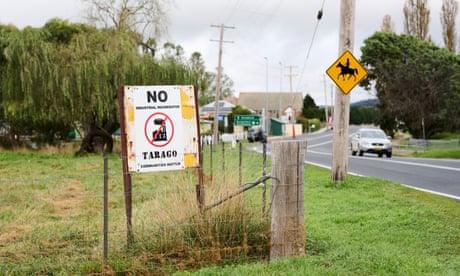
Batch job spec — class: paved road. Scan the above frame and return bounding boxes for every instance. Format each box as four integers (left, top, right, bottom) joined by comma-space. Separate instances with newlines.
297, 127, 460, 202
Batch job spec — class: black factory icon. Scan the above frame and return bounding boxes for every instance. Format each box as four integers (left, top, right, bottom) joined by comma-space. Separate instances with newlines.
152, 118, 168, 142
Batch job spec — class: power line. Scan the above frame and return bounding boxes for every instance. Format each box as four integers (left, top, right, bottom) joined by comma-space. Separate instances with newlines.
296, 0, 327, 91
223, 0, 242, 23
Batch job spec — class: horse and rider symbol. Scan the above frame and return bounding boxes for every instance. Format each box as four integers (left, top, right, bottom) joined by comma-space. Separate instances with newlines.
326, 50, 367, 95
336, 58, 358, 81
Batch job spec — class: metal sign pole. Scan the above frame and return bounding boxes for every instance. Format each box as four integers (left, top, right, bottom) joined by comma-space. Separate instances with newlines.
117, 86, 134, 247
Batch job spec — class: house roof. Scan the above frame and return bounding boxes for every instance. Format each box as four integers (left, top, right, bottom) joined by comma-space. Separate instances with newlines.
199, 100, 236, 115
238, 92, 303, 112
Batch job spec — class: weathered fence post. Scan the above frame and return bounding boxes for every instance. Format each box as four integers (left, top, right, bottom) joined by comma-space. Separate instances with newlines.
270, 140, 307, 261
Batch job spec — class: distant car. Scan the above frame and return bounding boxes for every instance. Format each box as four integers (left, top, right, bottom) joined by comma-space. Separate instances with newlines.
351, 128, 392, 158
247, 129, 267, 143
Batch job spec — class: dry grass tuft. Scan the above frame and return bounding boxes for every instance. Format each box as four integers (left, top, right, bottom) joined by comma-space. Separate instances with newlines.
127, 171, 270, 273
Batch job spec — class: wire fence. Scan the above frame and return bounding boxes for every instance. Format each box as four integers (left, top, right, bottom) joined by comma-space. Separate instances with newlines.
0, 142, 274, 274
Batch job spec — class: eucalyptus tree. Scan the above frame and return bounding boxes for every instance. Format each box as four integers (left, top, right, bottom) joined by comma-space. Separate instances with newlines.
207, 73, 234, 101
360, 32, 460, 138
219, 74, 235, 99
189, 52, 214, 106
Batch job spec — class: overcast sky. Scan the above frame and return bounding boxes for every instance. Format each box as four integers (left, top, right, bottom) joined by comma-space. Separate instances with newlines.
0, 0, 447, 105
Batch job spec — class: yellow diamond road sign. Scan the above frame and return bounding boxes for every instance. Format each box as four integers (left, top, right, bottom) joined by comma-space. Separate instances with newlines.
326, 50, 368, 95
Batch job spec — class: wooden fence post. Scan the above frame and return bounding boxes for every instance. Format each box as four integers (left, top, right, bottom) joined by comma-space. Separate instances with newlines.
270, 140, 307, 261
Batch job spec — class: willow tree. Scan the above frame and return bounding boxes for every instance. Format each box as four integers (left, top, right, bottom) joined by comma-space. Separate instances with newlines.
0, 23, 130, 151
1, 21, 203, 153
1, 26, 129, 152
0, 24, 23, 146
1, 28, 68, 139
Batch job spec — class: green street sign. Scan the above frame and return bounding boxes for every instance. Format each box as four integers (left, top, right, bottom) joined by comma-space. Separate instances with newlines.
234, 115, 261, 126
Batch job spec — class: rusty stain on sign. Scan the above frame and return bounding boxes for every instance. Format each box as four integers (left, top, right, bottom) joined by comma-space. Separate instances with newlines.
180, 86, 200, 168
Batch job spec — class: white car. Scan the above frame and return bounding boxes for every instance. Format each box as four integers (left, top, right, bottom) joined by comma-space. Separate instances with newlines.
351, 128, 392, 158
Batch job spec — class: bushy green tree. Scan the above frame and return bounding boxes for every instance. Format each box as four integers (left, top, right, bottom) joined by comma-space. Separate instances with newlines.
301, 94, 321, 119
349, 106, 380, 125
226, 105, 252, 133
360, 32, 460, 138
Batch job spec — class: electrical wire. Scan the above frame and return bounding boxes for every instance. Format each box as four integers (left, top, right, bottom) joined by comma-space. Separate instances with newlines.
295, 0, 327, 93
223, 0, 242, 24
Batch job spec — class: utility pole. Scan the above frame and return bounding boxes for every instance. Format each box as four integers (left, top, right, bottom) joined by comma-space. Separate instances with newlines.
285, 65, 298, 138
264, 57, 269, 133
279, 61, 282, 118
285, 65, 298, 94
285, 65, 298, 116
331, 0, 355, 182
211, 24, 234, 147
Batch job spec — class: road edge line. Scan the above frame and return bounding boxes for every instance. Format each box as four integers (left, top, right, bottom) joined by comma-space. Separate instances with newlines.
305, 161, 460, 202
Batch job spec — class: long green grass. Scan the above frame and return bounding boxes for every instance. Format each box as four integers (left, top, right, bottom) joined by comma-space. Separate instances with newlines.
1, 143, 459, 275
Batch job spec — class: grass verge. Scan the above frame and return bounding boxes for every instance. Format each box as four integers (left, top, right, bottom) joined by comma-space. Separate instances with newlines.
177, 164, 460, 275
412, 147, 460, 159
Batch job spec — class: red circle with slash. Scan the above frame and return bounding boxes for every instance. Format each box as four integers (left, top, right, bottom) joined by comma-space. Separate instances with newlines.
144, 112, 175, 147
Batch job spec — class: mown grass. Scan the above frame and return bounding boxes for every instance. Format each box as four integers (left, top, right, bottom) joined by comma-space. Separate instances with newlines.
1, 142, 459, 275
413, 147, 460, 159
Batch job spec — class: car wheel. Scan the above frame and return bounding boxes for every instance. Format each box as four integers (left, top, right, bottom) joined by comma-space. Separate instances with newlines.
386, 152, 392, 158
359, 150, 364, 156
351, 151, 357, 156
378, 152, 383, 158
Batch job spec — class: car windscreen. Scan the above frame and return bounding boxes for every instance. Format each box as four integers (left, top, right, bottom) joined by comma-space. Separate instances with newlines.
361, 130, 386, 139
